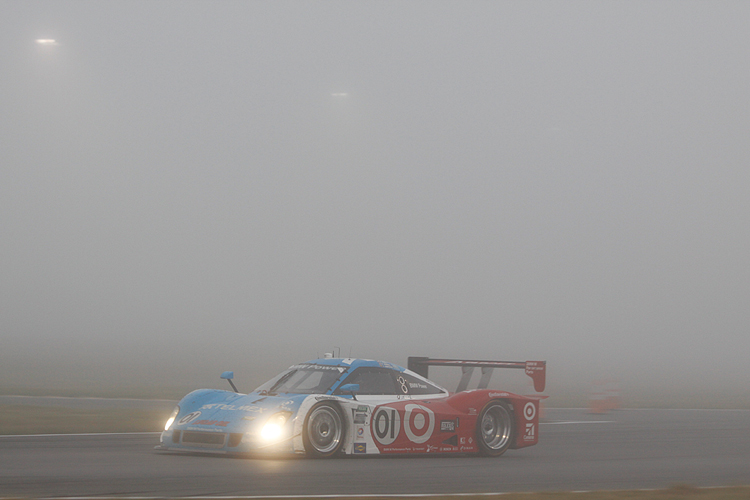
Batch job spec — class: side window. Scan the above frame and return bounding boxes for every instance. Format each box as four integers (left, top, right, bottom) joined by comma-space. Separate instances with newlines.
396, 372, 445, 395
334, 368, 397, 395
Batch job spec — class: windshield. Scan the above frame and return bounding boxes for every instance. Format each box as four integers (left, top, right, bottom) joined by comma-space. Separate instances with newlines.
255, 364, 345, 395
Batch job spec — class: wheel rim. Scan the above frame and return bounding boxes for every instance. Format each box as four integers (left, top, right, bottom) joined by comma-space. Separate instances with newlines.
307, 406, 342, 454
480, 404, 512, 450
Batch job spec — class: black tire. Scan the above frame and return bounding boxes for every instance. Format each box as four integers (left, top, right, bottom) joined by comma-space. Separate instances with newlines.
303, 402, 345, 458
476, 400, 514, 457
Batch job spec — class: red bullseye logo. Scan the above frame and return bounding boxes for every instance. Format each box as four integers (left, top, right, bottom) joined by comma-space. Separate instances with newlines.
403, 404, 434, 444
524, 402, 536, 420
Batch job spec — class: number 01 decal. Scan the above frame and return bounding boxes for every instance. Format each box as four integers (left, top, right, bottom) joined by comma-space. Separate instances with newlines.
372, 407, 401, 445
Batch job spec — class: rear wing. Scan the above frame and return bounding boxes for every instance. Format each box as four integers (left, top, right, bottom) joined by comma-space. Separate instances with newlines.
407, 357, 546, 393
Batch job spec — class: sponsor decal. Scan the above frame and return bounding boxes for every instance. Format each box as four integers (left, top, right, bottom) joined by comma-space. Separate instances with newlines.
353, 413, 366, 424
356, 405, 369, 413
426, 444, 439, 453
201, 404, 228, 410
241, 416, 256, 421
489, 392, 510, 398
187, 426, 223, 432
355, 426, 365, 440
372, 407, 401, 445
279, 401, 296, 412
440, 420, 456, 432
468, 408, 477, 415
525, 423, 535, 440
290, 364, 344, 372
238, 405, 264, 413
383, 446, 413, 452
315, 396, 336, 401
403, 404, 435, 444
201, 403, 265, 413
525, 361, 544, 374
353, 443, 367, 454
178, 411, 201, 425
523, 401, 536, 441
195, 420, 229, 427
409, 382, 427, 389
524, 401, 536, 420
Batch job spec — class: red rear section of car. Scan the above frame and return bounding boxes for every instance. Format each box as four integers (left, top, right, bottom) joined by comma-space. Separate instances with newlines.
368, 390, 540, 454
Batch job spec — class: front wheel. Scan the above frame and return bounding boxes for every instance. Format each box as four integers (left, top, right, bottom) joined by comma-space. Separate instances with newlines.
476, 400, 514, 456
303, 402, 345, 458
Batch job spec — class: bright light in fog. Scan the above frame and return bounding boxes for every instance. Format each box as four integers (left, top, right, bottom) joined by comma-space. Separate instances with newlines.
164, 416, 176, 431
36, 39, 59, 46
260, 413, 289, 441
164, 406, 180, 430
261, 422, 283, 441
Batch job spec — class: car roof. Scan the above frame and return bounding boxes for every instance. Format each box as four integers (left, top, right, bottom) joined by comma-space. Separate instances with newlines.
296, 357, 449, 395
301, 358, 406, 372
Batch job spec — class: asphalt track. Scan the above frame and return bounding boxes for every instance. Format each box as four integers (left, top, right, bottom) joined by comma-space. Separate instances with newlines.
1, 409, 749, 498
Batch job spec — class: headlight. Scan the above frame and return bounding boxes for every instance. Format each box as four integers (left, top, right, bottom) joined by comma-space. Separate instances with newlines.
260, 412, 290, 441
164, 406, 180, 431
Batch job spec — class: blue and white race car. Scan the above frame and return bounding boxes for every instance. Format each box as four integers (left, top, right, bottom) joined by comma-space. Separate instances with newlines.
157, 356, 546, 458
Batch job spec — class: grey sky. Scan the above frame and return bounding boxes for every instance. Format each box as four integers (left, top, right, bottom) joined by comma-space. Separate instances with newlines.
1, 1, 748, 401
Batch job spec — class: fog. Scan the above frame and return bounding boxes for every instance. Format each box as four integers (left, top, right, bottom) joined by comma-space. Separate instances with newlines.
1, 1, 748, 405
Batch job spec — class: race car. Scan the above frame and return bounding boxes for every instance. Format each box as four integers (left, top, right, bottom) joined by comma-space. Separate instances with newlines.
156, 356, 546, 458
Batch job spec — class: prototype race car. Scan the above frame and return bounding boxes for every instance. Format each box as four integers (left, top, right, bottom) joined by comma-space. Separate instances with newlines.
156, 356, 546, 458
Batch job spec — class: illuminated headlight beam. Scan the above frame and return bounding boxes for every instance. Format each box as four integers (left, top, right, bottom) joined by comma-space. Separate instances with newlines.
164, 406, 180, 431
259, 412, 291, 441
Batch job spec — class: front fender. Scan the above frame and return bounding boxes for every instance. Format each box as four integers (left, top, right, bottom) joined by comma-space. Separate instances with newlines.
170, 389, 243, 426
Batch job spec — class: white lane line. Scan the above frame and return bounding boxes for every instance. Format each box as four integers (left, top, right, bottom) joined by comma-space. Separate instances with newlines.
36, 495, 522, 500
541, 420, 615, 425
617, 408, 750, 412
0, 432, 161, 438
28, 488, 746, 500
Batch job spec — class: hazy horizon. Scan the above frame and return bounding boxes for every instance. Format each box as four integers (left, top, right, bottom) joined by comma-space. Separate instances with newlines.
2, 1, 749, 407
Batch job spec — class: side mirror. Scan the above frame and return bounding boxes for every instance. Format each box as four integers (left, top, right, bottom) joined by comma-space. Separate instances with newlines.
220, 371, 238, 393
338, 383, 360, 400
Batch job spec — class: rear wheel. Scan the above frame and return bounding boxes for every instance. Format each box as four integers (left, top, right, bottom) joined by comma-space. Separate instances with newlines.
303, 402, 345, 458
476, 400, 514, 456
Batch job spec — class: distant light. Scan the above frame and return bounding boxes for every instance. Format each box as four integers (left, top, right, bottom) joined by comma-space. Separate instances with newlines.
36, 39, 59, 46
331, 93, 349, 97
